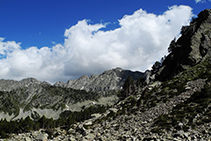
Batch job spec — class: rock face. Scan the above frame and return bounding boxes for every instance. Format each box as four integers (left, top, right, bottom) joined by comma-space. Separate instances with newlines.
54, 67, 144, 91
156, 9, 211, 81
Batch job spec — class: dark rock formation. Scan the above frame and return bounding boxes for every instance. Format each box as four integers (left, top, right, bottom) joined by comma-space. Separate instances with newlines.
156, 9, 211, 81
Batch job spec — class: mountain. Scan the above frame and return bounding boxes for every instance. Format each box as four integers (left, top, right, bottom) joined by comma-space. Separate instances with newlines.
54, 67, 145, 91
2, 9, 211, 141
0, 78, 43, 92
0, 68, 144, 120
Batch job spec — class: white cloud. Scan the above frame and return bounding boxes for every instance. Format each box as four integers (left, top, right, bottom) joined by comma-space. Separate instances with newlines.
0, 5, 193, 83
195, 0, 210, 3
0, 38, 21, 58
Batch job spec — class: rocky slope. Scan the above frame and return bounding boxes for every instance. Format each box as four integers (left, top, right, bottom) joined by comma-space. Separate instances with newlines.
1, 8, 211, 141
7, 60, 211, 140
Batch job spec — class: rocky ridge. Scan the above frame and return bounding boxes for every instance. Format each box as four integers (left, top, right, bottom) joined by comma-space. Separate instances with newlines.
0, 68, 143, 120
54, 67, 145, 91
0, 78, 43, 92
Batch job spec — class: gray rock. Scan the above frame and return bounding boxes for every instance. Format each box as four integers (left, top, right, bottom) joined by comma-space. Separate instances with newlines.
67, 128, 75, 135
91, 113, 102, 118
109, 108, 118, 113
24, 137, 31, 141
76, 124, 87, 136
35, 133, 48, 141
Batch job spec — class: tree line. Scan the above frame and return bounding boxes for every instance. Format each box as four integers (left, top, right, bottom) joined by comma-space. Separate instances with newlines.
0, 105, 106, 138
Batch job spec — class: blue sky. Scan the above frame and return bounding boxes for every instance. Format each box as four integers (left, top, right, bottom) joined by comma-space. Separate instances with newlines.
0, 0, 210, 83
1, 0, 210, 49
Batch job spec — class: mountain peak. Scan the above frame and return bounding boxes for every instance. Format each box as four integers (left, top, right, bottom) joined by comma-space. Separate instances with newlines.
20, 77, 40, 83
113, 67, 124, 71
55, 68, 144, 91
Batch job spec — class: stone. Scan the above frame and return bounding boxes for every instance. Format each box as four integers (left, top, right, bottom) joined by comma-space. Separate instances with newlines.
76, 124, 87, 136
84, 120, 92, 126
109, 108, 118, 113
68, 128, 75, 134
35, 133, 48, 141
91, 113, 102, 118
84, 134, 95, 140
68, 135, 77, 141
24, 137, 31, 141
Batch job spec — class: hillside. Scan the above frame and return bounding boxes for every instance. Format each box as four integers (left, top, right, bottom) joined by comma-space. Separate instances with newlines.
1, 8, 211, 141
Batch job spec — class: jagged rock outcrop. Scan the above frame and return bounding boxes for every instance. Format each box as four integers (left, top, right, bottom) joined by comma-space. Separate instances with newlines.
156, 9, 211, 81
54, 67, 145, 91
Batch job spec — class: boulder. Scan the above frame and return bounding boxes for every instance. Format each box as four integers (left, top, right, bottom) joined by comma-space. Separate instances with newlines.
76, 124, 87, 136
35, 133, 48, 141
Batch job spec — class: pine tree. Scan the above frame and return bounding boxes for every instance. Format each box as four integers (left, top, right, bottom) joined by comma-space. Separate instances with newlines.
168, 37, 176, 53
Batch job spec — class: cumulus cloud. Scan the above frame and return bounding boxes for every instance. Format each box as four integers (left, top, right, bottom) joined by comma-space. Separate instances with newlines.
0, 38, 21, 58
195, 0, 211, 3
0, 5, 193, 83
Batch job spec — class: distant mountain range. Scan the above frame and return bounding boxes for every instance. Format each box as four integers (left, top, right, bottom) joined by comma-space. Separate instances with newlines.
0, 67, 145, 120
54, 67, 147, 91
